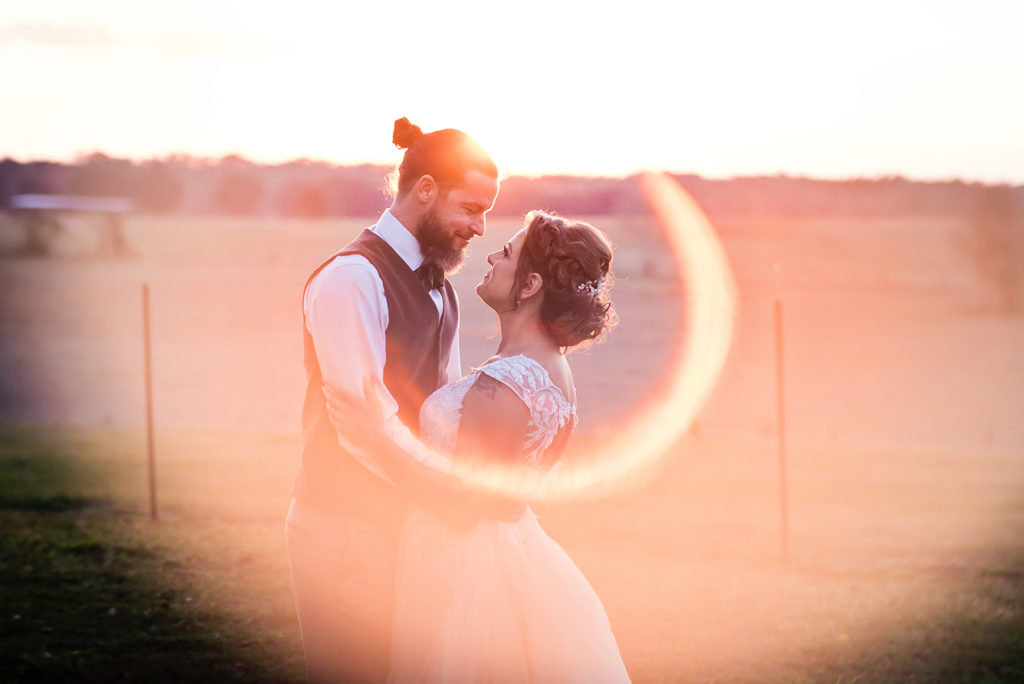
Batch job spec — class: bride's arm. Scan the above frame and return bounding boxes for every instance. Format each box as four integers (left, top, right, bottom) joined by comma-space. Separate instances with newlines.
324, 376, 529, 525
453, 373, 531, 469
450, 374, 534, 517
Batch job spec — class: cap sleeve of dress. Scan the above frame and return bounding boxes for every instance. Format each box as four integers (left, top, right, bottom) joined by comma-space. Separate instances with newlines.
475, 355, 577, 465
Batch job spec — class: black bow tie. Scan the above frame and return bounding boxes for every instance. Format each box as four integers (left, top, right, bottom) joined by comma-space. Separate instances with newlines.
415, 262, 445, 291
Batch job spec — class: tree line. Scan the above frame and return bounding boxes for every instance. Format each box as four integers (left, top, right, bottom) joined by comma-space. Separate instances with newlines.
2, 152, 1021, 221
1, 152, 1021, 312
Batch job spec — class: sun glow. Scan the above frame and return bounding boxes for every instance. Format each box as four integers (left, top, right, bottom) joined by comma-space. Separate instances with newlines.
450, 173, 738, 499
3, 2, 1022, 181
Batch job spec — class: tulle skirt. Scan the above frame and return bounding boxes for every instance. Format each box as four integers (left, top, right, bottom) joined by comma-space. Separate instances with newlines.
387, 506, 630, 683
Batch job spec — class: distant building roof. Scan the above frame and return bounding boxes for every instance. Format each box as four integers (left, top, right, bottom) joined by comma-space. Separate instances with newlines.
11, 194, 133, 213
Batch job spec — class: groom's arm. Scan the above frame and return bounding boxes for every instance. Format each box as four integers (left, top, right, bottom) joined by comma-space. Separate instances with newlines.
305, 257, 444, 479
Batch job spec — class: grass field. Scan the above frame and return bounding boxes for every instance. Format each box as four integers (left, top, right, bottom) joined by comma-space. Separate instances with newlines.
1, 206, 1022, 681
0, 422, 302, 682
2, 420, 1021, 682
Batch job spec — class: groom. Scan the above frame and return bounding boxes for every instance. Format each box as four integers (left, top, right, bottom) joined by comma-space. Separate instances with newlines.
286, 118, 500, 683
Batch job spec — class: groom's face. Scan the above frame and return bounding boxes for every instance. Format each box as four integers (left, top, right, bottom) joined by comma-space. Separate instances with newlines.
417, 170, 498, 273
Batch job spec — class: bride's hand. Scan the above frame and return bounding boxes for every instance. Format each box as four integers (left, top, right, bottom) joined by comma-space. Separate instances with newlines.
322, 375, 391, 451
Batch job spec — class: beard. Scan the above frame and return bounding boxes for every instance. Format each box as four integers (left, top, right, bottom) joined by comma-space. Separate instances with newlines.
416, 207, 467, 274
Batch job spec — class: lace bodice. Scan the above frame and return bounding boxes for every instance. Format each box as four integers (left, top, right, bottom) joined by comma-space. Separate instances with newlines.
418, 354, 577, 468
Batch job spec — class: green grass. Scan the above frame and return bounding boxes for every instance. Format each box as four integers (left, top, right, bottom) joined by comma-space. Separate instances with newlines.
0, 422, 303, 682
1, 420, 1022, 682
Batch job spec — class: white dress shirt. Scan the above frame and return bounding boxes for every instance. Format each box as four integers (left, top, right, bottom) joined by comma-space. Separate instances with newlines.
303, 209, 461, 481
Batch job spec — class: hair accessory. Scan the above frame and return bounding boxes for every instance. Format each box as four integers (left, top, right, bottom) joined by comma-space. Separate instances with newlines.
576, 277, 605, 298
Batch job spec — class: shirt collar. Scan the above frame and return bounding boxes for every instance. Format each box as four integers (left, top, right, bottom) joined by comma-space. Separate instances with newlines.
371, 208, 424, 271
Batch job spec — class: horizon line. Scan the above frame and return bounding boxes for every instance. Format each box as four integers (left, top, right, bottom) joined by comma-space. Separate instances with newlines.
3, 150, 1022, 188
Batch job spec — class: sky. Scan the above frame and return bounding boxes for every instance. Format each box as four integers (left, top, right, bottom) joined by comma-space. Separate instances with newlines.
1, 0, 1022, 182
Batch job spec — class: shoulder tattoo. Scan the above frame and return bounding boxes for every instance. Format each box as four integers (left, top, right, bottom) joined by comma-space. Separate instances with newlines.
474, 374, 501, 400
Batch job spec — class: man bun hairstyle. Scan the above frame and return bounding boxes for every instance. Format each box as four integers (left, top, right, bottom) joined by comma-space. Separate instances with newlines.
513, 211, 618, 349
392, 117, 423, 149
388, 117, 498, 198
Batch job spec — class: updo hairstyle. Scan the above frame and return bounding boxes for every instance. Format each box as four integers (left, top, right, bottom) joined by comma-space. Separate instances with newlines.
512, 211, 617, 349
389, 117, 498, 198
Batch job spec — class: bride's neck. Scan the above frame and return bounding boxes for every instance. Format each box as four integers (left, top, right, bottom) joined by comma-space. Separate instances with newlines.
494, 310, 558, 358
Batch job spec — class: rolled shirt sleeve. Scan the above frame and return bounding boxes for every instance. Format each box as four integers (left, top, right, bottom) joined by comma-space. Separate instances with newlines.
304, 255, 451, 481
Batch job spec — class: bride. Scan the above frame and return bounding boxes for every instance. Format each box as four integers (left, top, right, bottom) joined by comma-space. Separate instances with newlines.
326, 210, 630, 683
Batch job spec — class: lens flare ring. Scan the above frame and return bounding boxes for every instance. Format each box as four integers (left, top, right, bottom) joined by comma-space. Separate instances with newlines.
448, 173, 738, 500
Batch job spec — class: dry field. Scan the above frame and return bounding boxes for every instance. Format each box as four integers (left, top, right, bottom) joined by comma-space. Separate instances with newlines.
0, 204, 1022, 681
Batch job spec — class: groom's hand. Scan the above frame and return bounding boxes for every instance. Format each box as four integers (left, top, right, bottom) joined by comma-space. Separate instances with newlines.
486, 497, 527, 522
430, 492, 526, 532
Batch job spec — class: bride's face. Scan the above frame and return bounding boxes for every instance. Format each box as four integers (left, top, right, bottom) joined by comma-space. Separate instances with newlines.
477, 228, 528, 311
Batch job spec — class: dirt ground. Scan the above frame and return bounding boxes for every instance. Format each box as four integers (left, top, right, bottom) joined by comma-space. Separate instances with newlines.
1, 204, 1022, 680
2, 210, 1021, 447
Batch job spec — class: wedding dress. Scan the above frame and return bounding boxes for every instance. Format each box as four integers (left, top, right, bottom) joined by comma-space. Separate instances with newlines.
388, 354, 631, 683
